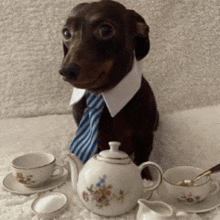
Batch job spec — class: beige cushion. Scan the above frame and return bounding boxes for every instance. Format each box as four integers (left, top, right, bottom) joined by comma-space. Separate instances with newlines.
150, 105, 220, 181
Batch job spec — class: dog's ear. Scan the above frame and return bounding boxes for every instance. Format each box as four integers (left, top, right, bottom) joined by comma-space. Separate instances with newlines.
128, 10, 150, 61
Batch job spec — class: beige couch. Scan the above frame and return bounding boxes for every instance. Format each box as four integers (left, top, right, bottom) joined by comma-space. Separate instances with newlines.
1, 0, 220, 219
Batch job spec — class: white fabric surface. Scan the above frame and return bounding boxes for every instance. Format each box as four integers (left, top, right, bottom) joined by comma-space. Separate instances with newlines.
150, 104, 220, 176
1, 110, 220, 219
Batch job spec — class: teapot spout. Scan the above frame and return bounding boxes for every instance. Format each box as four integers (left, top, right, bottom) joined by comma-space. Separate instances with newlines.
66, 154, 83, 191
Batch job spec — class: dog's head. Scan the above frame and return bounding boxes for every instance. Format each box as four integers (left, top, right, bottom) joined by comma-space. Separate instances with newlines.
59, 0, 150, 93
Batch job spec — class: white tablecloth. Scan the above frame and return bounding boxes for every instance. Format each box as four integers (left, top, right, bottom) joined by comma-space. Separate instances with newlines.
1, 114, 220, 219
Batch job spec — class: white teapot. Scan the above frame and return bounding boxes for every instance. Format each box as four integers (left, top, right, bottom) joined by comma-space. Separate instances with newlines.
67, 141, 163, 216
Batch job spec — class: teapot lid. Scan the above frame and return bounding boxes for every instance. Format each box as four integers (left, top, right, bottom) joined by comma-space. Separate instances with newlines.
97, 142, 131, 164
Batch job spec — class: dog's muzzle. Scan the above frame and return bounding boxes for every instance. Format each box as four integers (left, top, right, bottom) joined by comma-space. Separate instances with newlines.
59, 63, 81, 81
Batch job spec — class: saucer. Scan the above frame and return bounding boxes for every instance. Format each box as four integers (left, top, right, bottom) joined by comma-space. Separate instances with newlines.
157, 181, 220, 213
3, 168, 68, 195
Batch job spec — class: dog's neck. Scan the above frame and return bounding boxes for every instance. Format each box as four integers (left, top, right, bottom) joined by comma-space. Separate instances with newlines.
70, 57, 142, 117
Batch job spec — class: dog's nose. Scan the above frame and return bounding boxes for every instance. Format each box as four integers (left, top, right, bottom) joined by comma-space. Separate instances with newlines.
59, 63, 81, 81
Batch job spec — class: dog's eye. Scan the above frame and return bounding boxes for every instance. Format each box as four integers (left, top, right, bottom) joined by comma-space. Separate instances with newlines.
98, 24, 115, 39
63, 28, 72, 39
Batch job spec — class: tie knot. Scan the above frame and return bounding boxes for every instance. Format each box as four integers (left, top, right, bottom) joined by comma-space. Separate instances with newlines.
86, 92, 105, 110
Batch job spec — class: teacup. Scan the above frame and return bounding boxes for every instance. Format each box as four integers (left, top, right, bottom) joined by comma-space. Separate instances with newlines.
163, 166, 219, 204
12, 152, 64, 187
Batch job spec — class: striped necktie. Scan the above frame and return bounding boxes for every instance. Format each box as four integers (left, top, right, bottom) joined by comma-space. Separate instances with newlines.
69, 92, 105, 163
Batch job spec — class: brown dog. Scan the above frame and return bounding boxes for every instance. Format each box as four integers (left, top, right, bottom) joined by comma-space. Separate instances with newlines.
59, 0, 158, 173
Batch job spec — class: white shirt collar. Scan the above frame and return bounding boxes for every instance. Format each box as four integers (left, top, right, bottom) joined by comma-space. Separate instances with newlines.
70, 57, 142, 117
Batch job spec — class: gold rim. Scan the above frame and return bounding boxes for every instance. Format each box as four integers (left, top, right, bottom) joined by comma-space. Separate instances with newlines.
163, 166, 210, 187
12, 153, 55, 170
94, 155, 132, 164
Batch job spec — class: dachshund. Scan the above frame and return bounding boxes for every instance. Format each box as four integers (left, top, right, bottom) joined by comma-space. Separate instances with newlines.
59, 0, 158, 178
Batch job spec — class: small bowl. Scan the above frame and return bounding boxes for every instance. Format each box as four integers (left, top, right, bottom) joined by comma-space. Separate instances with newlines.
31, 192, 68, 218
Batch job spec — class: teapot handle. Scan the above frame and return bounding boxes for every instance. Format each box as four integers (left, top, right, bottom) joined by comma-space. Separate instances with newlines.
138, 161, 163, 191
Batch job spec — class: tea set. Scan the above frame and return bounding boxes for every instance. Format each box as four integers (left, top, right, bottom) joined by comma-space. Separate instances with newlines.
66, 141, 163, 216
2, 141, 220, 219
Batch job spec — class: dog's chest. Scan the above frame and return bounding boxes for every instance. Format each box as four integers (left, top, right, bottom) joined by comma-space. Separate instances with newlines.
73, 98, 134, 152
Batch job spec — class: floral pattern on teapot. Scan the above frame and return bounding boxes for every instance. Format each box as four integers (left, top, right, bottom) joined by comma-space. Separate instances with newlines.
82, 175, 126, 208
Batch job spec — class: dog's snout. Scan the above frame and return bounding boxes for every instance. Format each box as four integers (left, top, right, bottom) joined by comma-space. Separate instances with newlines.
59, 64, 81, 81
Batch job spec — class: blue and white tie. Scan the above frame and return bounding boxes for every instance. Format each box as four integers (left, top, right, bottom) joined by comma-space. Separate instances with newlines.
69, 92, 105, 163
